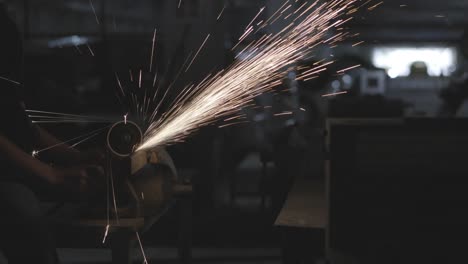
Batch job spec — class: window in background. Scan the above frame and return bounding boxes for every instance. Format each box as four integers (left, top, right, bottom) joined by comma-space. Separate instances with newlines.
371, 46, 458, 78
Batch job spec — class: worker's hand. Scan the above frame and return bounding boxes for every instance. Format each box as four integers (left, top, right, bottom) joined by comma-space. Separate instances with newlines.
51, 165, 104, 194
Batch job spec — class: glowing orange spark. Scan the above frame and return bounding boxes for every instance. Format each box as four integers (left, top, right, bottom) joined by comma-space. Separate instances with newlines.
322, 91, 348, 97
337, 64, 361, 73
245, 7, 265, 30
74, 45, 83, 54
149, 29, 157, 72
352, 40, 365, 46
185, 34, 211, 72
89, 0, 100, 24
86, 44, 95, 56
102, 224, 110, 244
368, 1, 383, 11
274, 111, 293, 117
136, 232, 148, 264
219, 121, 249, 128
217, 6, 226, 20
139, 70, 142, 88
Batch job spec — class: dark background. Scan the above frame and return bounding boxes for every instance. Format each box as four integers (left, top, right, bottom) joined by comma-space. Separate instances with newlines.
2, 0, 468, 263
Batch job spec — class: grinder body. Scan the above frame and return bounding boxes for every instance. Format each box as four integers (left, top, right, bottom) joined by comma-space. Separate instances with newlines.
100, 121, 178, 219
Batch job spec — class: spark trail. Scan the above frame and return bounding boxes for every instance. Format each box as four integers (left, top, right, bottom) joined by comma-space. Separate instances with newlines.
33, 125, 110, 155
26, 109, 117, 124
0, 76, 21, 85
137, 0, 367, 151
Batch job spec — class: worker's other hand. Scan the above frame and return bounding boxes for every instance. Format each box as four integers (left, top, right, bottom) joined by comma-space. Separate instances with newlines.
51, 165, 104, 195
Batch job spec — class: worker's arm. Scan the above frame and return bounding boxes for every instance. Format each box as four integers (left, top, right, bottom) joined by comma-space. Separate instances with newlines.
0, 132, 56, 182
0, 132, 88, 188
34, 125, 103, 166
34, 125, 81, 163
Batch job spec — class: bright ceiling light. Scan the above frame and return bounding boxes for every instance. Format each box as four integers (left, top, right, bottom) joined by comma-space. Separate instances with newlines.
371, 46, 457, 78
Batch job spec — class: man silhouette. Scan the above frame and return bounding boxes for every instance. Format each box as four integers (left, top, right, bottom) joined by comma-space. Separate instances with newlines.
0, 3, 103, 263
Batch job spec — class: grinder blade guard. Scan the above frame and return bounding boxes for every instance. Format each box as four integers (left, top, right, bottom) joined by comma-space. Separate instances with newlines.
106, 120, 142, 157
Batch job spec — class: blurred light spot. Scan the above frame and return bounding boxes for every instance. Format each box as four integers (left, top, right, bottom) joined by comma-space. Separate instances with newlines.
371, 46, 457, 77
48, 35, 90, 48
331, 80, 341, 90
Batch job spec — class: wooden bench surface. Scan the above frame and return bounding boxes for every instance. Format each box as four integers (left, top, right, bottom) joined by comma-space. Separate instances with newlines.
275, 178, 326, 229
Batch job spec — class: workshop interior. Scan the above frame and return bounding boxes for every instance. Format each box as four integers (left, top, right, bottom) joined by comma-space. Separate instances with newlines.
1, 0, 468, 263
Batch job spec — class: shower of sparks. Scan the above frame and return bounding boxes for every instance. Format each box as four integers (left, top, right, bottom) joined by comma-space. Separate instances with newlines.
185, 34, 211, 72
297, 60, 335, 81
149, 51, 196, 122
89, 0, 100, 24
0, 76, 21, 85
322, 91, 348, 97
136, 232, 149, 264
137, 0, 370, 151
149, 29, 157, 72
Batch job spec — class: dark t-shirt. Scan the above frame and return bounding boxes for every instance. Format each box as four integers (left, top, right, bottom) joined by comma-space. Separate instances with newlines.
0, 7, 38, 173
